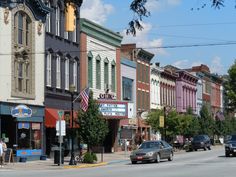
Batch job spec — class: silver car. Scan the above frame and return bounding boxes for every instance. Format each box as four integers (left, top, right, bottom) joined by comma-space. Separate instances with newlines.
130, 140, 173, 164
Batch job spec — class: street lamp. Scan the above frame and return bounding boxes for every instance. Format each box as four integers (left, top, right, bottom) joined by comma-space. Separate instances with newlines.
69, 84, 76, 165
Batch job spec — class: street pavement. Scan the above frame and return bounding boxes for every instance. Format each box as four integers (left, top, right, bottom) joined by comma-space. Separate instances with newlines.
0, 145, 220, 171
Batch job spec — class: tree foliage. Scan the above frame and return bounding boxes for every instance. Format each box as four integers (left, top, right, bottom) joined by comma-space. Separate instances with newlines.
76, 91, 108, 151
224, 60, 236, 112
127, 0, 230, 35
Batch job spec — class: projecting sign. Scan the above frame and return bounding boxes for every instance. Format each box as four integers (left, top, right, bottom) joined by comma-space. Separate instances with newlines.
11, 104, 32, 118
99, 103, 127, 118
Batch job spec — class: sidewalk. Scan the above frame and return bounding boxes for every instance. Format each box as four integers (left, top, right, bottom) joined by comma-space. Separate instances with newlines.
0, 151, 131, 170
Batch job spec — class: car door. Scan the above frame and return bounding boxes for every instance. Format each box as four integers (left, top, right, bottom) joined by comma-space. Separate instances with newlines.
161, 141, 172, 158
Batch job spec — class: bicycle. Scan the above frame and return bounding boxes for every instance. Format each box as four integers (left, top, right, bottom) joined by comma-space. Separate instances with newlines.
75, 149, 86, 163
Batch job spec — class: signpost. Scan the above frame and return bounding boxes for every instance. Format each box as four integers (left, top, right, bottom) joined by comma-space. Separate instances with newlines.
57, 110, 64, 166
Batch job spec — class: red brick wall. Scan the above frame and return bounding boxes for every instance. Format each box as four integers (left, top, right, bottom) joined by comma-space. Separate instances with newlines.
80, 33, 87, 91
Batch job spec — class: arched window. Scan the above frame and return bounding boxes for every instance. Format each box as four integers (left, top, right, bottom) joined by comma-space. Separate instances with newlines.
88, 52, 93, 88
96, 55, 101, 89
56, 54, 61, 88
13, 11, 33, 97
46, 1, 51, 32
73, 60, 78, 91
65, 57, 69, 90
55, 4, 60, 36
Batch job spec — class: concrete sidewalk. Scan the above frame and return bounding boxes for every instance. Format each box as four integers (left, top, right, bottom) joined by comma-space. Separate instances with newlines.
1, 146, 221, 170
0, 151, 131, 170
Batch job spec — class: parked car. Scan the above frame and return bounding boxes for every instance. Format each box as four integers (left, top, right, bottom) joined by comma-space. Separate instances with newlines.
130, 140, 173, 164
225, 134, 236, 157
191, 135, 211, 151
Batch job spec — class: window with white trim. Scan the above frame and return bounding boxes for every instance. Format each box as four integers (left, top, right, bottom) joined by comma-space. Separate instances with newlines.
56, 55, 61, 88
71, 18, 77, 42
46, 2, 51, 32
55, 5, 60, 36
73, 61, 77, 91
65, 58, 69, 90
46, 53, 52, 86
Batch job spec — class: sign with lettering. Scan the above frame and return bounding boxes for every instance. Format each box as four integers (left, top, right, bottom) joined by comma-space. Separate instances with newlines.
99, 102, 127, 118
11, 104, 32, 118
98, 93, 115, 100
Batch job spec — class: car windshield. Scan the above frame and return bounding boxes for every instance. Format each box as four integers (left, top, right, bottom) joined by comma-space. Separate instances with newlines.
229, 135, 236, 141
139, 142, 160, 149
193, 136, 204, 141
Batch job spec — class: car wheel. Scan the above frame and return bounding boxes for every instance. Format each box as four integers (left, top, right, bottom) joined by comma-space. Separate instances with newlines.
131, 161, 137, 164
225, 151, 230, 157
168, 152, 173, 161
203, 147, 207, 151
207, 146, 211, 150
156, 153, 160, 163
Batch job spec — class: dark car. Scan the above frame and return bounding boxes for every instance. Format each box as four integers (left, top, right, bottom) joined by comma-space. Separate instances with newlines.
130, 140, 173, 164
225, 134, 236, 157
191, 135, 211, 151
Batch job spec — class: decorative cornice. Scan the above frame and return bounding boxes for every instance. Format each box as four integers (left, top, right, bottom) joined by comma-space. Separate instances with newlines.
80, 18, 123, 47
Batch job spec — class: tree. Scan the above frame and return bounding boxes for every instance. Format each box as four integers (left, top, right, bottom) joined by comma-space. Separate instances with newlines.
77, 91, 108, 151
224, 60, 236, 112
198, 104, 215, 136
127, 0, 229, 35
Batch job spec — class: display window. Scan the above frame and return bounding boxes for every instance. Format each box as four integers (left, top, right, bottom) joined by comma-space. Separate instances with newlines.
17, 122, 41, 149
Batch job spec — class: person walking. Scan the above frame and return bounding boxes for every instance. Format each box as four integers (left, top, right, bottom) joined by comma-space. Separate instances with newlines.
0, 138, 3, 167
1, 138, 7, 165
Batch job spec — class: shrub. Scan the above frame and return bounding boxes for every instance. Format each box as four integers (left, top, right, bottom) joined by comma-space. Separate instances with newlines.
83, 152, 97, 163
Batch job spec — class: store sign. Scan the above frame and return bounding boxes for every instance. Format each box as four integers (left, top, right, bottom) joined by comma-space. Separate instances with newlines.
99, 103, 127, 118
98, 93, 115, 100
11, 104, 32, 118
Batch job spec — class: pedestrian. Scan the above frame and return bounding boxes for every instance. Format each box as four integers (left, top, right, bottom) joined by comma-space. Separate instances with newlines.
0, 138, 3, 167
2, 138, 7, 164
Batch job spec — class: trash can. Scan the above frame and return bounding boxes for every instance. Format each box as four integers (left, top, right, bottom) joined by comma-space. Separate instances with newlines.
54, 150, 64, 165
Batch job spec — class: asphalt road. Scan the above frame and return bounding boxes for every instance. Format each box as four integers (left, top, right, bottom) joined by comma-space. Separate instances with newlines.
1, 146, 235, 177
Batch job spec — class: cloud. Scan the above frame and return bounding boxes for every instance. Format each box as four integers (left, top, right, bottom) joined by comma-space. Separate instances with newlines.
122, 22, 167, 56
146, 0, 181, 12
210, 56, 224, 74
172, 59, 189, 69
80, 0, 114, 25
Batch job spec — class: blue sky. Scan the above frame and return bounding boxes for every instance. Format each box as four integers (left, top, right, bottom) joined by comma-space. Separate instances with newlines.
80, 0, 236, 75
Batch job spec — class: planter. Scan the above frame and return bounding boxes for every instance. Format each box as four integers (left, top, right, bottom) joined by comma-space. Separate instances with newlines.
40, 155, 47, 160
19, 157, 27, 163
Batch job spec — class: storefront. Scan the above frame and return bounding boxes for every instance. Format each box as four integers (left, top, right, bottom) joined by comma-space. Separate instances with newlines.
98, 100, 129, 152
0, 102, 44, 161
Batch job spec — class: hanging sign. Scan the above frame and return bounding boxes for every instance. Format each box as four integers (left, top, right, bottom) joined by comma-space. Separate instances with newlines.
11, 104, 32, 118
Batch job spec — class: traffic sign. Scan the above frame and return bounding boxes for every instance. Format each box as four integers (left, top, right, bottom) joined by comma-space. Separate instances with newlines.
58, 110, 64, 119
56, 120, 66, 136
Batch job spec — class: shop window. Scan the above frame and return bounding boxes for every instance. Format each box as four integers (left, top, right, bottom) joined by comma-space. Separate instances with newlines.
31, 123, 41, 149
17, 122, 41, 150
18, 123, 30, 149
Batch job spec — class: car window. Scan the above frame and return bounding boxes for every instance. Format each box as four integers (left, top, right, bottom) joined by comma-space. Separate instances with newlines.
162, 141, 171, 148
139, 142, 160, 149
229, 135, 236, 141
193, 136, 204, 141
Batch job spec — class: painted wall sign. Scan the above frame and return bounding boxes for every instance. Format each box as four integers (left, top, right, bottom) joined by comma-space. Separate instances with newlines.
11, 104, 32, 118
99, 103, 127, 118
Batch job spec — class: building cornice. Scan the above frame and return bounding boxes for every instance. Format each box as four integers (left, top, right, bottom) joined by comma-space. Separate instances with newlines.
80, 18, 123, 47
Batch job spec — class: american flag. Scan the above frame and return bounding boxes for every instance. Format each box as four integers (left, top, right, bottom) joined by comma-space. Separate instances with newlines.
79, 87, 90, 112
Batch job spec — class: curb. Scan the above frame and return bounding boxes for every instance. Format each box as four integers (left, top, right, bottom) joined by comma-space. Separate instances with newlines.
64, 162, 108, 169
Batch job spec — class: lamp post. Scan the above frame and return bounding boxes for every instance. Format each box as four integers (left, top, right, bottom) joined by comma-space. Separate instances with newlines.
69, 84, 76, 165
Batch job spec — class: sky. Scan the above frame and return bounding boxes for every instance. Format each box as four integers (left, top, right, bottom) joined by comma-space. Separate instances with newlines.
80, 0, 236, 75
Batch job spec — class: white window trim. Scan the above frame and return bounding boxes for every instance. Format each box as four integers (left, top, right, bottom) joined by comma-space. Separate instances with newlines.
65, 58, 69, 90
73, 61, 77, 91
55, 5, 60, 36
46, 53, 52, 86
46, 2, 51, 32
56, 55, 61, 88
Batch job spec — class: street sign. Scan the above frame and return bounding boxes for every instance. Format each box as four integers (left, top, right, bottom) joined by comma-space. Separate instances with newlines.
58, 110, 64, 119
56, 120, 66, 136
159, 116, 164, 128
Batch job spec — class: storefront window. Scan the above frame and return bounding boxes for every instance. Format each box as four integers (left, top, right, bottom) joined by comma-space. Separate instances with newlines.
17, 122, 41, 149
18, 123, 30, 149
31, 123, 41, 149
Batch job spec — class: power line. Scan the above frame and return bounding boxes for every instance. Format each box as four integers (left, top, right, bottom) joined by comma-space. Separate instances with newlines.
1, 41, 236, 56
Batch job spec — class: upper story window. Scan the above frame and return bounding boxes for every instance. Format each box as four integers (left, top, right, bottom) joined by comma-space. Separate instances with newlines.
46, 1, 51, 33
55, 5, 60, 36
104, 58, 109, 89
73, 60, 78, 91
46, 53, 52, 87
13, 11, 34, 98
111, 61, 116, 92
96, 55, 101, 89
56, 55, 61, 88
65, 57, 69, 90
71, 18, 77, 42
88, 52, 93, 88
122, 77, 133, 101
